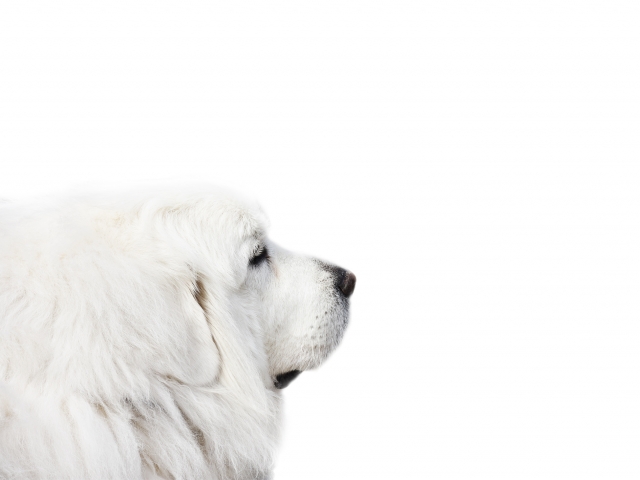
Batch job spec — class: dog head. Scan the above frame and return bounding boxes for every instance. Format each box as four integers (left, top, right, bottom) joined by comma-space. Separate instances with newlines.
154, 188, 355, 391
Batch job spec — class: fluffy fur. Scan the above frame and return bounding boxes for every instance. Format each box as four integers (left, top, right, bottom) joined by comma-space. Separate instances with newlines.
0, 186, 352, 479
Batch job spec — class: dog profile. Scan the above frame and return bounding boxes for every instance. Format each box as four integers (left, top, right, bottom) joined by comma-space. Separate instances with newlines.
0, 186, 355, 479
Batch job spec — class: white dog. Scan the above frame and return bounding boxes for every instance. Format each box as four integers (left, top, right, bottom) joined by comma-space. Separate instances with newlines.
0, 186, 355, 479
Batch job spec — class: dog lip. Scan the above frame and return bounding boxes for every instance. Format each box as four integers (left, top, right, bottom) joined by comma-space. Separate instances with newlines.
274, 370, 301, 389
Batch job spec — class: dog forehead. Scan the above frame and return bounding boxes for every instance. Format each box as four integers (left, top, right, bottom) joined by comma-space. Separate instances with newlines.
146, 186, 269, 238
210, 194, 270, 240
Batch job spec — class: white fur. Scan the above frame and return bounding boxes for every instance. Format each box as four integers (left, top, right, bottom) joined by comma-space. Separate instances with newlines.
0, 186, 350, 479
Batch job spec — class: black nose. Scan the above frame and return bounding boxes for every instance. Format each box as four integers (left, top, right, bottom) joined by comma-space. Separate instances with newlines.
335, 268, 356, 298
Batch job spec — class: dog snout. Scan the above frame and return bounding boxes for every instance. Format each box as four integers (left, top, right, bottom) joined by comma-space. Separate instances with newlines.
318, 261, 357, 298
335, 268, 356, 298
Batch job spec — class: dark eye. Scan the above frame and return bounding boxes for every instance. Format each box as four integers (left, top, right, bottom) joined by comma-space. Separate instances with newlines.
249, 246, 269, 267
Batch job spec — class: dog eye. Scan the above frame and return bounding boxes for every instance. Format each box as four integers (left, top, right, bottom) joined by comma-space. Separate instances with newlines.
249, 246, 269, 267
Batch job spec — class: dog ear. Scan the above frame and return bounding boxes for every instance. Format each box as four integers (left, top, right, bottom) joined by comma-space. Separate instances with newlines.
191, 273, 272, 394
164, 271, 221, 386
145, 268, 222, 388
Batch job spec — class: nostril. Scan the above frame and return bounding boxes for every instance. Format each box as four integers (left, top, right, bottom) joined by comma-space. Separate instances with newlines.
321, 262, 357, 298
340, 271, 356, 298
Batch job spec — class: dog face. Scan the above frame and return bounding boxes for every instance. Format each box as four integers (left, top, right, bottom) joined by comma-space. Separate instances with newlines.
212, 199, 356, 390
244, 239, 355, 388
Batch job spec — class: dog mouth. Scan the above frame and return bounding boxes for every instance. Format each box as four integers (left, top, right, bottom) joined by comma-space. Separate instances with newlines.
274, 370, 301, 389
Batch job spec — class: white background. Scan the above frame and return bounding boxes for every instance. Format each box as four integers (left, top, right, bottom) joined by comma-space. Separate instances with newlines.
1, 2, 639, 479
